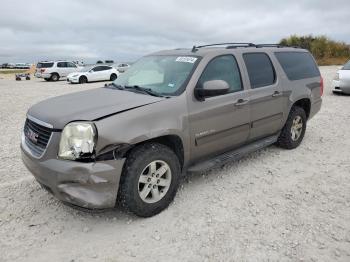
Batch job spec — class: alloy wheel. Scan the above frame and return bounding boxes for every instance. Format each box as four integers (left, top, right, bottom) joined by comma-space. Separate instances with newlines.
291, 115, 303, 141
138, 160, 172, 203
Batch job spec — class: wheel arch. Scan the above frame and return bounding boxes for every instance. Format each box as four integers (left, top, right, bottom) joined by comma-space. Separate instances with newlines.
51, 72, 60, 77
291, 98, 311, 119
79, 75, 88, 82
125, 135, 185, 170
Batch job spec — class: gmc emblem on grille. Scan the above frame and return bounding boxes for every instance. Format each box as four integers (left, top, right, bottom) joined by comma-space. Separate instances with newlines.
26, 128, 39, 143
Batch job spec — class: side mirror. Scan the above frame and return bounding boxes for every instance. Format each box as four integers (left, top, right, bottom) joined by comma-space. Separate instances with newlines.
194, 80, 230, 101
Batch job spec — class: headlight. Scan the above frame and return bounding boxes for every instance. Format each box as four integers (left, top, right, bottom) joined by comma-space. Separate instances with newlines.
71, 74, 79, 77
58, 122, 97, 160
334, 73, 339, 81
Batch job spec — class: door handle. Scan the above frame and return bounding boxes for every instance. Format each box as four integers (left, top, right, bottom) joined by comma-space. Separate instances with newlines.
234, 98, 249, 106
272, 91, 282, 97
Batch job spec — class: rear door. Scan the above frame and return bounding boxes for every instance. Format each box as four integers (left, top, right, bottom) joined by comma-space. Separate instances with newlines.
188, 55, 251, 162
100, 66, 112, 80
242, 52, 284, 141
57, 62, 69, 77
66, 62, 78, 75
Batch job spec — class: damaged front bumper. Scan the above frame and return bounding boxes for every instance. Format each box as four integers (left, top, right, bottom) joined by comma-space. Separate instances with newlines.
21, 133, 125, 209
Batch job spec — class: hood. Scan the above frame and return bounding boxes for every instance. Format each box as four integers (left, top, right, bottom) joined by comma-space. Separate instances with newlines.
28, 87, 165, 129
68, 72, 87, 77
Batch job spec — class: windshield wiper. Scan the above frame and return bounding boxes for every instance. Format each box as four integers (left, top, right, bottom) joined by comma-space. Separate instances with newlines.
105, 83, 166, 97
124, 85, 164, 97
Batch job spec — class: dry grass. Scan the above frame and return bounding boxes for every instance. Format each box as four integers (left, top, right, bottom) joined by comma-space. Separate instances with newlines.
0, 69, 28, 74
317, 57, 349, 66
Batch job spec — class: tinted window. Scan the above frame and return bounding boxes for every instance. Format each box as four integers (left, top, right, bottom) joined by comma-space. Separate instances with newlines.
92, 66, 103, 72
198, 55, 242, 93
57, 62, 67, 68
275, 52, 320, 80
243, 53, 275, 88
37, 62, 54, 68
66, 62, 76, 68
101, 66, 111, 70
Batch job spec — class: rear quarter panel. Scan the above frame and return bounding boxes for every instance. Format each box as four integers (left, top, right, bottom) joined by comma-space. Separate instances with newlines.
271, 51, 322, 122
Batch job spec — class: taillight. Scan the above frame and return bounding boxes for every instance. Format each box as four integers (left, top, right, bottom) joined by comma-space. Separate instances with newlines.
320, 76, 324, 96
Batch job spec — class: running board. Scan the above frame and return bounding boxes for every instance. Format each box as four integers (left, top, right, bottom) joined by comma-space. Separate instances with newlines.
187, 134, 279, 173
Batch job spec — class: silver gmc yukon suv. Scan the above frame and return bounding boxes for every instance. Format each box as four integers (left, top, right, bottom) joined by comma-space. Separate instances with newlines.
21, 43, 323, 217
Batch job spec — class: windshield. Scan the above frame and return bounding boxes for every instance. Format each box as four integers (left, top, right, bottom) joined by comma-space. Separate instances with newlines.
78, 66, 93, 72
113, 55, 199, 95
342, 60, 350, 70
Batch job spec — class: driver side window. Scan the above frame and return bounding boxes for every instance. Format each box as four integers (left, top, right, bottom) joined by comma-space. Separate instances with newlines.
198, 55, 242, 93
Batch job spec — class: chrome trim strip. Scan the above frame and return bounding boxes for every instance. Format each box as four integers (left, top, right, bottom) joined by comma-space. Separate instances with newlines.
27, 114, 53, 129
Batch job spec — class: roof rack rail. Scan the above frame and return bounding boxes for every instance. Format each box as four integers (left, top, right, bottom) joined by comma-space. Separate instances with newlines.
256, 44, 300, 48
192, 43, 255, 52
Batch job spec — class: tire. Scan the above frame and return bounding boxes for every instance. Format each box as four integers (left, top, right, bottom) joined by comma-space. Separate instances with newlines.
276, 106, 307, 149
118, 143, 181, 217
110, 73, 117, 81
50, 73, 59, 82
16, 77, 21, 81
79, 76, 87, 84
26, 77, 30, 80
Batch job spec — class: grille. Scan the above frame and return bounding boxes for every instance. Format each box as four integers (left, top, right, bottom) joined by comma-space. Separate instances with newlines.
24, 118, 53, 157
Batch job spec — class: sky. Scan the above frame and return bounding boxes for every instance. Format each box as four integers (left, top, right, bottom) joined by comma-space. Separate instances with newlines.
0, 0, 349, 63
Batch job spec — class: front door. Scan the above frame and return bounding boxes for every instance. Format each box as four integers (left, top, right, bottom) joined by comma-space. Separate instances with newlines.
188, 55, 251, 163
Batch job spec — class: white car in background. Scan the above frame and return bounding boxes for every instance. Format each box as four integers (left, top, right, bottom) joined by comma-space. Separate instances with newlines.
67, 65, 119, 84
35, 61, 81, 81
114, 63, 130, 73
333, 60, 350, 94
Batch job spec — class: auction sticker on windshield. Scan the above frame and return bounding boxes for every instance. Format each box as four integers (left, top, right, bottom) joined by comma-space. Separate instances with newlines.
175, 57, 197, 63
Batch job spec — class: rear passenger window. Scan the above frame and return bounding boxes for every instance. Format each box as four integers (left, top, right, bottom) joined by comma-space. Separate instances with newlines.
275, 52, 320, 80
92, 66, 102, 72
66, 62, 77, 68
57, 62, 66, 68
198, 55, 242, 93
243, 53, 276, 88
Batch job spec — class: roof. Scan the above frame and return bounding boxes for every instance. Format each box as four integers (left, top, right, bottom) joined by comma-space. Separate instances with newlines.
151, 43, 308, 57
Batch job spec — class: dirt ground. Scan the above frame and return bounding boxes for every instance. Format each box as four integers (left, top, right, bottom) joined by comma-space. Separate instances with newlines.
0, 66, 349, 262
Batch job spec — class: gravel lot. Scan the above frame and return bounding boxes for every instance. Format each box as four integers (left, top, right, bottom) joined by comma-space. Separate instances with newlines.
0, 66, 349, 262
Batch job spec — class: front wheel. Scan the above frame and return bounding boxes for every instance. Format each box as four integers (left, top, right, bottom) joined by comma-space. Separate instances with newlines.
118, 143, 181, 217
276, 106, 307, 149
79, 76, 87, 84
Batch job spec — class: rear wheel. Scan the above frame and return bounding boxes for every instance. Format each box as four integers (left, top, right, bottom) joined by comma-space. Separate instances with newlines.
118, 143, 181, 217
79, 76, 87, 84
50, 73, 59, 82
276, 106, 307, 149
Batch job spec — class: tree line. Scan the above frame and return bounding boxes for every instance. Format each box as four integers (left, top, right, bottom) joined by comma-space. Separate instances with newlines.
279, 35, 350, 65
